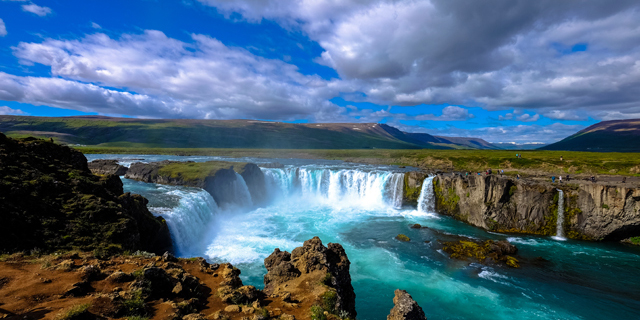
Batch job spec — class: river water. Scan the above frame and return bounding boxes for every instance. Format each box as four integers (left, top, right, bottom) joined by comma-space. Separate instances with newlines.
87, 154, 640, 320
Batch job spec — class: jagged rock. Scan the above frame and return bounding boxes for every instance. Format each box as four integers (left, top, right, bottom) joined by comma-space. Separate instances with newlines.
62, 281, 92, 297
387, 289, 427, 320
106, 271, 133, 283
88, 159, 128, 176
263, 237, 356, 319
182, 314, 206, 320
241, 163, 269, 206
163, 251, 178, 262
79, 264, 103, 281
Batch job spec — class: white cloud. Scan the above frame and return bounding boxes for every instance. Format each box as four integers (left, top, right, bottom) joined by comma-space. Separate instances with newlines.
0, 106, 26, 115
0, 19, 6, 37
8, 31, 343, 120
516, 113, 540, 122
543, 110, 586, 121
422, 123, 585, 144
91, 22, 101, 29
197, 0, 640, 120
22, 3, 52, 17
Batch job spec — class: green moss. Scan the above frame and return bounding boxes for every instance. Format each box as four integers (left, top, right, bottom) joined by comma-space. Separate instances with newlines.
442, 239, 520, 268
157, 161, 248, 182
403, 174, 422, 204
601, 204, 610, 209
505, 256, 520, 268
396, 234, 410, 242
509, 185, 517, 196
56, 304, 91, 320
122, 290, 147, 316
540, 192, 559, 236
321, 290, 338, 313
311, 305, 327, 320
628, 237, 640, 245
320, 272, 332, 286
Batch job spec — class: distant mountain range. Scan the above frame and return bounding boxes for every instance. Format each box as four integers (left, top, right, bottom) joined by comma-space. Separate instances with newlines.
541, 119, 640, 152
0, 115, 498, 150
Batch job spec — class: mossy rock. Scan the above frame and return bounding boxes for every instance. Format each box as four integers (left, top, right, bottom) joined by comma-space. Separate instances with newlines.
442, 239, 520, 268
396, 234, 411, 242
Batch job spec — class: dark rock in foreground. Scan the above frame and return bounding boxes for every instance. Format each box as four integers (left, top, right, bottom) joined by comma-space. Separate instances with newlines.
388, 289, 427, 320
0, 133, 172, 254
88, 159, 128, 176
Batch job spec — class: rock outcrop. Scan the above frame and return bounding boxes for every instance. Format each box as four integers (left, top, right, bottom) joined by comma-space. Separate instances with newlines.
387, 289, 427, 320
88, 159, 128, 176
124, 160, 267, 209
264, 236, 357, 319
0, 133, 172, 254
403, 171, 430, 206
433, 174, 640, 240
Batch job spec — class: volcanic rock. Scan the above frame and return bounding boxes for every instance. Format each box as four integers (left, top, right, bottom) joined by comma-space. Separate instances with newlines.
387, 289, 427, 320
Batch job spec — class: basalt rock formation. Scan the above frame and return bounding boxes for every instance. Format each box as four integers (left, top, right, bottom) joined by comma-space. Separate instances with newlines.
124, 161, 268, 208
403, 171, 430, 206
264, 236, 357, 319
0, 133, 172, 254
88, 159, 129, 176
433, 174, 640, 241
387, 289, 427, 320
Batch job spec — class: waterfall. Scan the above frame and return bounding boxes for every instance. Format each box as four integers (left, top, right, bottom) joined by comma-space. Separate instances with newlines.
150, 188, 219, 256
553, 189, 566, 240
417, 176, 435, 213
230, 172, 253, 208
262, 167, 403, 208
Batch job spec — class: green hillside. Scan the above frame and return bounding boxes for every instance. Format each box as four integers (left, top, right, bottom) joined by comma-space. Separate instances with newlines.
541, 119, 640, 152
0, 115, 495, 150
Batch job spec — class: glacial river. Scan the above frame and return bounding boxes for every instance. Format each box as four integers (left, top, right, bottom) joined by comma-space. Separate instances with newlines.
87, 154, 640, 320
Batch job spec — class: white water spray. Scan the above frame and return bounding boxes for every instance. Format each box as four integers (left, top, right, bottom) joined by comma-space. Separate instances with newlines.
262, 167, 403, 209
553, 189, 566, 241
150, 188, 219, 256
417, 176, 435, 213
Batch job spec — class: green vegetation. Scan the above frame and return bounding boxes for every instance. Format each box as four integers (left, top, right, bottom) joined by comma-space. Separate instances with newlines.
321, 290, 338, 313
396, 234, 411, 242
310, 305, 327, 320
541, 192, 560, 236
122, 290, 147, 316
509, 185, 517, 196
56, 304, 91, 320
157, 161, 247, 181
73, 147, 640, 176
627, 237, 640, 245
601, 204, 610, 209
442, 240, 520, 268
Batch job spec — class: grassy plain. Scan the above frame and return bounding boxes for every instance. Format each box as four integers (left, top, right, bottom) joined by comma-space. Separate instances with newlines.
157, 161, 247, 181
76, 146, 640, 176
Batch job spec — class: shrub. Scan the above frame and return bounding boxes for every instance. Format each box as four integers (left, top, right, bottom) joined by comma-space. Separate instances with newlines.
320, 290, 337, 313
122, 290, 146, 316
56, 304, 91, 320
310, 306, 327, 320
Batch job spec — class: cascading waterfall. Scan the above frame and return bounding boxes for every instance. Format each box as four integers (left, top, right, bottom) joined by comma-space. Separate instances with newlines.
232, 172, 253, 208
417, 176, 436, 213
149, 188, 219, 256
262, 167, 404, 208
553, 189, 566, 240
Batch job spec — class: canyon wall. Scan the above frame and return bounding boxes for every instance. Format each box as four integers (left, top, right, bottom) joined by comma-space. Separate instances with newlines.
433, 174, 640, 241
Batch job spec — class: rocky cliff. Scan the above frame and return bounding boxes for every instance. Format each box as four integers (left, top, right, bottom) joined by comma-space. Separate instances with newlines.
403, 171, 430, 206
88, 159, 129, 176
125, 161, 268, 208
0, 133, 172, 254
433, 174, 640, 241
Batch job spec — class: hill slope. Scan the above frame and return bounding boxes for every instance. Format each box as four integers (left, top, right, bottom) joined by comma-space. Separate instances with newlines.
0, 115, 496, 150
541, 119, 640, 152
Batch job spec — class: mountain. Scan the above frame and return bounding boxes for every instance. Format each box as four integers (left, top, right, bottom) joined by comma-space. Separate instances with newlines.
540, 119, 640, 152
0, 115, 498, 150
433, 136, 498, 149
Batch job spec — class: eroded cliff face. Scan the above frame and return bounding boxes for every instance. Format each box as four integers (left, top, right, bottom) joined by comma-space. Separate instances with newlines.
433, 174, 640, 241
403, 171, 430, 206
125, 161, 206, 188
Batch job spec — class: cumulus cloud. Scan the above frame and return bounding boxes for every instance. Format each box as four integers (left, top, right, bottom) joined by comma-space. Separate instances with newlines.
0, 18, 6, 37
21, 3, 52, 16
0, 106, 26, 115
515, 113, 540, 122
422, 123, 585, 144
198, 0, 640, 120
8, 31, 342, 119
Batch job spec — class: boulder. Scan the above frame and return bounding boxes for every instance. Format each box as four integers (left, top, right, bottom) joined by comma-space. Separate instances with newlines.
387, 289, 427, 320
88, 159, 128, 176
263, 237, 356, 319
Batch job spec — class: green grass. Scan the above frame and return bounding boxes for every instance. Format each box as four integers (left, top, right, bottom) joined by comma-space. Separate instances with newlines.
628, 237, 640, 245
56, 304, 91, 320
157, 161, 247, 181
74, 147, 640, 176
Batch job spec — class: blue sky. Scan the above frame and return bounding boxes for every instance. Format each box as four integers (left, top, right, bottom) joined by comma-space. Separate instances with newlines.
1, 0, 640, 143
